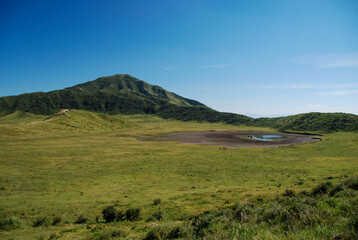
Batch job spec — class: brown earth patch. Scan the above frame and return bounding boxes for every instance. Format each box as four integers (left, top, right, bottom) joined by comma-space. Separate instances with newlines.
140, 131, 321, 148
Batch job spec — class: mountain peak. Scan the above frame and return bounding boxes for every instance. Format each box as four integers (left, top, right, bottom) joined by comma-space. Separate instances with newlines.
0, 74, 205, 116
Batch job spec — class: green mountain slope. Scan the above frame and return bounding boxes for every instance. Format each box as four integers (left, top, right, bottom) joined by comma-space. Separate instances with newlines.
254, 112, 358, 133
0, 74, 204, 116
156, 105, 253, 125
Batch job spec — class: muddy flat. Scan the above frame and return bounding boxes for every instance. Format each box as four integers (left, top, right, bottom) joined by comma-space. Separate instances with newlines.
140, 131, 321, 148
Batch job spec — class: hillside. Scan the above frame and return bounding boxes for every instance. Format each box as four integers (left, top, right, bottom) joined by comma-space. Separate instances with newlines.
254, 112, 358, 133
0, 74, 204, 116
156, 105, 252, 125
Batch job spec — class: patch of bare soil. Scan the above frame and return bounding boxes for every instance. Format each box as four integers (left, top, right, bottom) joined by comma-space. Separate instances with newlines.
140, 131, 321, 148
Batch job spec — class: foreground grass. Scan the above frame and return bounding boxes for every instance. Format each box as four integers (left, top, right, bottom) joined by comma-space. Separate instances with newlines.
0, 110, 357, 239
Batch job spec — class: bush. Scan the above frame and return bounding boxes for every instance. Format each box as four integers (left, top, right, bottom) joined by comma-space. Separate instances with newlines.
0, 216, 21, 231
311, 182, 333, 196
153, 198, 162, 206
143, 225, 190, 240
110, 229, 127, 238
345, 178, 358, 190
125, 208, 141, 221
346, 204, 358, 238
232, 204, 253, 222
74, 215, 89, 224
192, 211, 216, 237
283, 189, 296, 197
101, 205, 127, 223
167, 226, 190, 239
329, 184, 344, 197
52, 216, 62, 226
144, 228, 163, 240
32, 216, 47, 227
102, 206, 118, 223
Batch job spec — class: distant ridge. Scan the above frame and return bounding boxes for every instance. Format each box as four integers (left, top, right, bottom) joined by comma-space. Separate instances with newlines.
253, 112, 358, 133
0, 74, 357, 133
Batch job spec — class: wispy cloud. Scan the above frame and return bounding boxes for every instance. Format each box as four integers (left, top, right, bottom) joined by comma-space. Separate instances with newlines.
293, 53, 358, 68
261, 83, 358, 90
262, 84, 312, 89
200, 63, 236, 69
318, 90, 358, 97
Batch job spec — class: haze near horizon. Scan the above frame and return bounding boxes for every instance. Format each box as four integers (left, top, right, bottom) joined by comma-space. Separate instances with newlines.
0, 0, 357, 117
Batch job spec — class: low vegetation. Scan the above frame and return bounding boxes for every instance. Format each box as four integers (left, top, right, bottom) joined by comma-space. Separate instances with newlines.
0, 110, 357, 239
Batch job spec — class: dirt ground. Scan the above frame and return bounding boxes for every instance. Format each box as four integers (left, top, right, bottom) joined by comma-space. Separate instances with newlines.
140, 131, 321, 148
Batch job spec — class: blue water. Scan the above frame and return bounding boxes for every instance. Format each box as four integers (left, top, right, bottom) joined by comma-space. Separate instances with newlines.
248, 135, 283, 141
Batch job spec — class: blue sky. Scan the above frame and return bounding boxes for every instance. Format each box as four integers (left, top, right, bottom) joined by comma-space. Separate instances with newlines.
0, 0, 357, 117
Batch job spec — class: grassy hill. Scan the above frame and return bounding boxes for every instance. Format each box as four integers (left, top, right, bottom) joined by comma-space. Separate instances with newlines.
0, 109, 131, 140
254, 112, 358, 133
0, 74, 204, 116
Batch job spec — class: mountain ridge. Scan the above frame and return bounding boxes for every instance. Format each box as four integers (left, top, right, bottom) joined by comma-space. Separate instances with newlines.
0, 74, 357, 133
0, 74, 204, 116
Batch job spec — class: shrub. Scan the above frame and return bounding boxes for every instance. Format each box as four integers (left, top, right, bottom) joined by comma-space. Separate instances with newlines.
232, 204, 253, 222
311, 182, 333, 196
101, 205, 126, 223
192, 211, 215, 237
346, 204, 358, 238
52, 216, 62, 226
329, 184, 344, 197
110, 229, 127, 238
153, 198, 162, 206
102, 206, 118, 223
116, 210, 125, 221
345, 178, 358, 190
125, 208, 141, 221
144, 228, 162, 240
32, 216, 47, 227
300, 190, 309, 196
167, 225, 190, 239
262, 204, 282, 223
0, 216, 21, 231
74, 215, 89, 224
283, 189, 296, 197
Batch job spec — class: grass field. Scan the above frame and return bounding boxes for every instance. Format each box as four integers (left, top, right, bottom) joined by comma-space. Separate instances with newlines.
0, 110, 357, 239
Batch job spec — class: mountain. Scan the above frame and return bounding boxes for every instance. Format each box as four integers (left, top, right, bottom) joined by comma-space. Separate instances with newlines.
0, 74, 204, 116
1, 74, 357, 133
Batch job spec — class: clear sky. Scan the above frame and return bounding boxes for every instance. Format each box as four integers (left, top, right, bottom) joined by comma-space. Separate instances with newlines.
1, 0, 357, 117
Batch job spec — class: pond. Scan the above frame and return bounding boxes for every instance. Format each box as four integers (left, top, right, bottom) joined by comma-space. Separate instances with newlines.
248, 135, 284, 141
140, 131, 320, 148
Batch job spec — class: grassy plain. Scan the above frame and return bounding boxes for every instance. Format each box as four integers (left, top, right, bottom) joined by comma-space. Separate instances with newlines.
0, 110, 357, 239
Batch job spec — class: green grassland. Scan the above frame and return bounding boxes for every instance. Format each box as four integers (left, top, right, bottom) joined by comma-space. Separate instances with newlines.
0, 110, 357, 239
